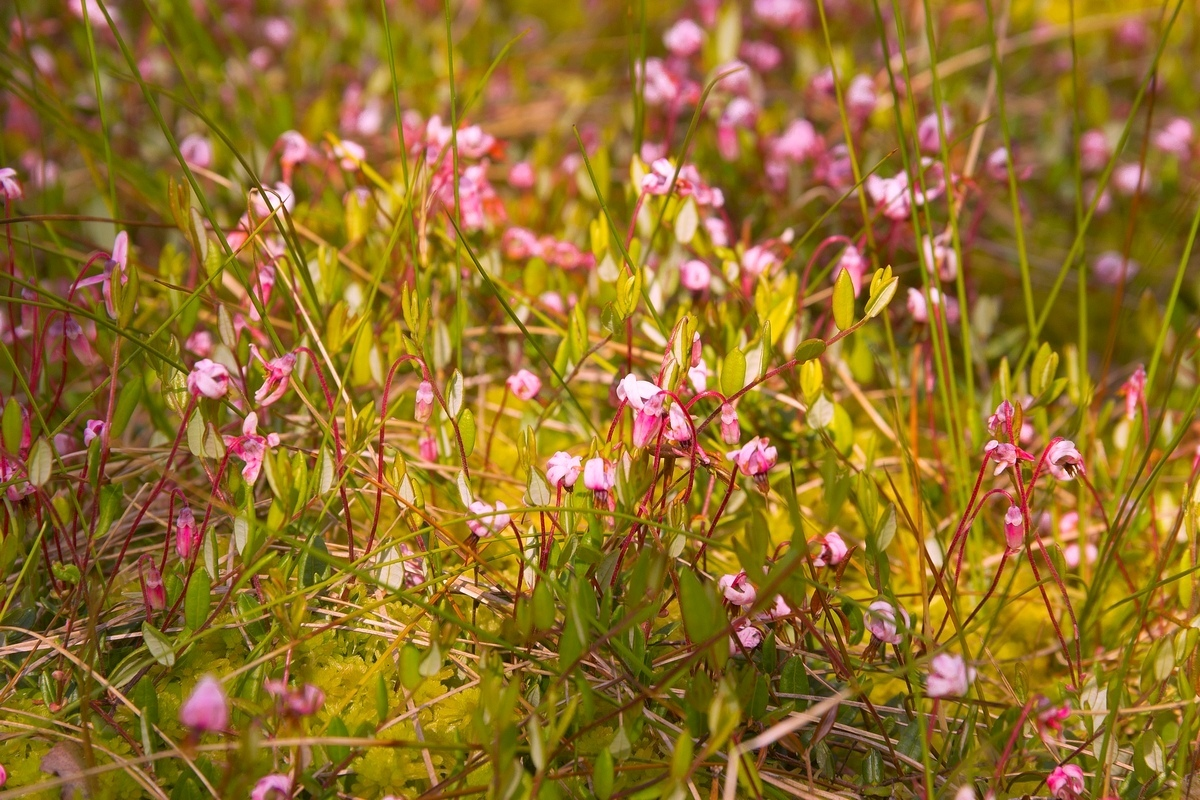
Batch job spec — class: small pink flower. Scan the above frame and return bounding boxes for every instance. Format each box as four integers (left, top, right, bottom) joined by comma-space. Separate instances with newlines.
1004, 505, 1024, 551
680, 259, 712, 292
731, 623, 764, 653
1046, 439, 1085, 481
846, 74, 877, 120
917, 105, 952, 153
758, 594, 792, 621
663, 18, 705, 58
176, 505, 199, 560
1118, 364, 1146, 420
186, 330, 214, 358
1063, 540, 1098, 568
1153, 117, 1193, 158
1079, 129, 1109, 173
506, 369, 541, 401
665, 402, 692, 443
705, 216, 731, 247
1047, 764, 1085, 800
251, 347, 296, 408
332, 139, 365, 171
99, 231, 131, 319
414, 380, 435, 422
632, 393, 666, 448
0, 455, 33, 503
740, 245, 778, 281
0, 168, 23, 202
865, 600, 909, 645
753, 0, 809, 29
1112, 162, 1148, 196
508, 161, 535, 189
180, 675, 228, 733
641, 158, 680, 195
727, 436, 777, 478
926, 653, 975, 698
688, 361, 708, 393
983, 439, 1036, 476
771, 118, 820, 163
833, 244, 867, 296
812, 531, 848, 567
264, 680, 325, 717
277, 130, 309, 181
986, 400, 1014, 437
921, 233, 958, 282
616, 374, 662, 411
1092, 251, 1139, 285
866, 173, 912, 221
251, 773, 293, 800
720, 403, 741, 445
1035, 697, 1071, 739
179, 133, 213, 169
224, 412, 281, 484
583, 457, 615, 505
718, 571, 757, 607
467, 500, 510, 539
187, 359, 230, 399
546, 452, 582, 489
418, 432, 438, 462
740, 40, 782, 72
0, 762, 6, 787
83, 419, 105, 447
140, 556, 165, 612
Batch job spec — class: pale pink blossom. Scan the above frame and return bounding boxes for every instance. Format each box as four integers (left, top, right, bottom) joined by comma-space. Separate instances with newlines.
984, 439, 1035, 476
717, 97, 758, 161
546, 452, 582, 489
186, 330, 214, 358
418, 432, 438, 462
1035, 698, 1071, 739
508, 161, 535, 189
865, 173, 912, 221
1079, 129, 1109, 173
720, 403, 741, 445
83, 419, 105, 447
753, 0, 809, 29
631, 393, 666, 447
688, 360, 708, 393
921, 233, 958, 282
180, 675, 228, 733
917, 105, 952, 153
926, 653, 975, 698
179, 134, 213, 169
467, 500, 510, 539
1047, 764, 1085, 800
1004, 505, 1024, 550
0, 455, 33, 502
248, 183, 294, 219
705, 217, 731, 247
251, 774, 293, 800
772, 119, 820, 163
906, 287, 959, 325
813, 531, 848, 567
263, 680, 325, 717
1118, 364, 1146, 420
1112, 162, 1148, 196
225, 412, 280, 484
758, 594, 792, 621
187, 359, 230, 399
332, 139, 366, 171
251, 347, 296, 407
680, 259, 712, 292
866, 600, 909, 644
663, 18, 705, 58
99, 231, 131, 319
616, 374, 662, 410
731, 623, 763, 652
176, 505, 199, 560
1153, 117, 1193, 158
1046, 439, 1085, 481
727, 436, 777, 477
739, 40, 783, 72
665, 402, 692, 442
1092, 251, 1138, 285
740, 245, 778, 281
0, 167, 23, 201
415, 380, 435, 422
846, 74, 877, 120
718, 571, 757, 607
277, 130, 310, 181
583, 457, 616, 504
506, 369, 541, 401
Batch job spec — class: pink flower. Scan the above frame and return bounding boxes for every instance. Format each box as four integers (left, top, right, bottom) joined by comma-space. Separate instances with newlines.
758, 594, 792, 621
547, 452, 582, 489
906, 287, 959, 325
1035, 697, 1071, 739
917, 105, 952, 153
251, 347, 296, 407
616, 374, 662, 411
1004, 505, 1024, 550
1112, 163, 1148, 196
926, 653, 975, 698
865, 600, 909, 645
846, 74, 877, 120
865, 173, 912, 221
812, 531, 848, 567
99, 231, 131, 319
705, 216, 731, 247
186, 330, 214, 358
680, 259, 712, 292
83, 419, 105, 447
1079, 129, 1109, 173
984, 439, 1035, 476
187, 359, 230, 399
720, 403, 741, 445
1153, 117, 1193, 158
1118, 364, 1146, 420
731, 623, 764, 653
718, 571, 757, 606
277, 130, 309, 181
740, 245, 778, 281
176, 505, 199, 560
180, 675, 229, 733
921, 233, 958, 282
665, 402, 692, 443
1064, 540, 1098, 568
506, 369, 541, 401
717, 97, 759, 161
1046, 439, 1085, 481
332, 139, 365, 171
0, 762, 6, 787
688, 361, 708, 393
753, 0, 809, 29
180, 133, 213, 169
986, 400, 1014, 436
225, 412, 281, 484
47, 315, 98, 366
508, 161, 535, 189
727, 436, 777, 477
641, 158, 680, 196
0, 167, 23, 201
140, 556, 166, 612
415, 380, 435, 422
1047, 764, 1085, 800
251, 774, 293, 800
583, 457, 615, 505
248, 184, 294, 219
264, 680, 325, 717
772, 119, 820, 163
467, 500, 510, 538
1092, 251, 1138, 286
0, 455, 33, 503
663, 18, 705, 57
631, 393, 666, 447
739, 40, 783, 72
833, 244, 867, 296
418, 432, 438, 462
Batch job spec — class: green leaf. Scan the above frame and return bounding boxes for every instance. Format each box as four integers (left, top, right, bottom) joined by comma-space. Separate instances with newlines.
2, 399, 22, 454
112, 378, 143, 438
864, 277, 899, 320
141, 622, 175, 667
720, 349, 746, 399
674, 197, 698, 244
27, 437, 52, 487
326, 716, 349, 762
447, 370, 464, 417
593, 748, 614, 799
185, 570, 211, 630
832, 269, 855, 331
458, 408, 476, 458
793, 338, 826, 364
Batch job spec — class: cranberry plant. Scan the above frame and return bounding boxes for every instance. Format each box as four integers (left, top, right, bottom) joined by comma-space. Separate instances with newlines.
0, 0, 1198, 798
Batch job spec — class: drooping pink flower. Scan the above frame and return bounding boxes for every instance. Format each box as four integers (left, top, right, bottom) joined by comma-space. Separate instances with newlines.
583, 456, 615, 505
1079, 129, 1109, 173
866, 173, 912, 221
739, 40, 783, 72
139, 556, 166, 612
414, 380, 435, 423
731, 623, 764, 653
1046, 439, 1085, 481
83, 419, 105, 447
251, 773, 293, 800
812, 531, 848, 567
758, 593, 792, 621
665, 402, 693, 443
1046, 764, 1085, 800
418, 432, 438, 462
1035, 697, 1071, 739
616, 374, 662, 411
917, 105, 953, 153
631, 393, 666, 448
680, 259, 712, 292
727, 437, 777, 478
1118, 364, 1146, 421
187, 359, 230, 399
502, 227, 542, 260
179, 133, 213, 169
98, 231, 131, 319
507, 161, 535, 189
251, 347, 296, 408
0, 167, 23, 201
466, 500, 510, 539
718, 571, 757, 607
506, 369, 541, 401
225, 412, 281, 484
906, 287, 959, 325
986, 400, 1014, 437
921, 232, 958, 282
1153, 117, 1193, 158
771, 119, 820, 163
740, 245, 778, 281
688, 360, 708, 393
641, 158, 680, 196
176, 504, 199, 560
180, 675, 229, 733
1004, 505, 1024, 551
865, 600, 909, 645
663, 18, 705, 57
277, 130, 309, 182
546, 452, 582, 489
926, 653, 975, 698
248, 184, 294, 220
720, 403, 741, 445
984, 439, 1035, 476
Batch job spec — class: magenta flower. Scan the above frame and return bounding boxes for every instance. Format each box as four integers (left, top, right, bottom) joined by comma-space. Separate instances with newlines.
546, 452, 582, 489
718, 571, 757, 607
812, 531, 848, 567
176, 504, 199, 560
720, 403, 741, 446
917, 105, 952, 153
986, 400, 1014, 436
507, 161, 535, 189
631, 393, 666, 448
731, 623, 764, 653
251, 774, 293, 800
833, 245, 867, 296
1004, 505, 1024, 551
0, 455, 33, 503
0, 762, 6, 787
0, 167, 23, 201
99, 231, 130, 319
225, 412, 281, 484
1079, 129, 1109, 172
47, 315, 98, 366
846, 74, 878, 120
740, 40, 783, 72
180, 675, 228, 733
771, 119, 820, 163
641, 158, 680, 196
415, 380, 435, 422
139, 556, 166, 612
616, 374, 662, 410
865, 600, 909, 645
866, 173, 912, 221
680, 259, 712, 292
665, 402, 692, 443
1153, 116, 1194, 158
740, 245, 778, 281
1118, 364, 1146, 420
251, 347, 296, 407
467, 500, 510, 539
663, 18, 705, 57
187, 359, 229, 399
1047, 764, 1085, 800
418, 432, 438, 462
503, 227, 543, 260
1046, 439, 1085, 481
921, 232, 958, 282
727, 437, 777, 477
179, 133, 213, 169
983, 439, 1035, 476
926, 653, 975, 699
753, 0, 808, 28
717, 97, 758, 161
506, 369, 541, 401
583, 457, 615, 505
1035, 697, 1071, 739
757, 594, 792, 621
264, 679, 325, 717
82, 419, 105, 447
277, 130, 309, 182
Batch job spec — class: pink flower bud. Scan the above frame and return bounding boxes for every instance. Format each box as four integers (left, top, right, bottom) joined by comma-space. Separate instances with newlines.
812, 531, 848, 567
180, 675, 228, 733
139, 557, 165, 612
506, 369, 541, 401
1047, 764, 1085, 800
415, 380, 435, 422
632, 394, 666, 448
187, 359, 230, 399
418, 432, 438, 462
176, 505, 199, 560
583, 457, 615, 505
1004, 505, 1024, 551
83, 419, 105, 447
720, 403, 741, 445
731, 623, 763, 653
